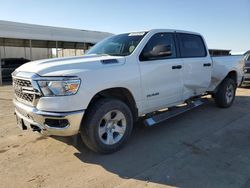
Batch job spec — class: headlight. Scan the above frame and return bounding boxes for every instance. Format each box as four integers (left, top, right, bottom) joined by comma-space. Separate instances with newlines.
37, 79, 81, 96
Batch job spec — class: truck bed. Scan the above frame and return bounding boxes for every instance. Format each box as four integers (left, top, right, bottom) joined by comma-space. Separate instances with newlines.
208, 55, 244, 91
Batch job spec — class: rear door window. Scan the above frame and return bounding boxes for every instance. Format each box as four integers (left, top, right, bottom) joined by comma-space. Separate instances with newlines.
178, 33, 207, 58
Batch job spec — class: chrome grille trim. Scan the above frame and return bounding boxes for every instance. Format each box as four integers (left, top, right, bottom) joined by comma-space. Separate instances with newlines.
13, 78, 34, 104
13, 79, 32, 87
12, 72, 42, 106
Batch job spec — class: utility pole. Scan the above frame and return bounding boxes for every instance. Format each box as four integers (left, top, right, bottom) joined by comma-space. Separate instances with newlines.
56, 41, 58, 58
29, 39, 33, 60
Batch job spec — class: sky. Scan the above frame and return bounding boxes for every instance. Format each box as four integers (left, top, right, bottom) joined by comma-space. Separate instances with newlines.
0, 0, 249, 53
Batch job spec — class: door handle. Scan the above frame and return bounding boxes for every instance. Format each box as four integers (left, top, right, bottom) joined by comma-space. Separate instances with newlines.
203, 63, 211, 67
172, 65, 182, 69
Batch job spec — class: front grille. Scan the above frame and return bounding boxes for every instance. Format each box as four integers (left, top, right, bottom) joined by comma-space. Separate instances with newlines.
15, 88, 34, 103
13, 79, 32, 87
13, 78, 35, 104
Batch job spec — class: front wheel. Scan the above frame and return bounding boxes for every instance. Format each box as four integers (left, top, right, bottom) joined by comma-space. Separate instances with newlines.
214, 78, 236, 108
80, 98, 133, 154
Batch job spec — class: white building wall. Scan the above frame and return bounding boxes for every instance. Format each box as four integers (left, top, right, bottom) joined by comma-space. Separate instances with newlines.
0, 46, 52, 60
57, 49, 85, 57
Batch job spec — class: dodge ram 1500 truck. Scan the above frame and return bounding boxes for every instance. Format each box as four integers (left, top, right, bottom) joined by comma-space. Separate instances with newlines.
12, 29, 244, 153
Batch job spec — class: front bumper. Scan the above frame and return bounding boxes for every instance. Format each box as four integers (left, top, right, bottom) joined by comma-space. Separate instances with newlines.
14, 99, 85, 136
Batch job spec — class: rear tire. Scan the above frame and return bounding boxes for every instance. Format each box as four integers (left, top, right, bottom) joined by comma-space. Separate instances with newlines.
214, 78, 236, 108
80, 98, 133, 154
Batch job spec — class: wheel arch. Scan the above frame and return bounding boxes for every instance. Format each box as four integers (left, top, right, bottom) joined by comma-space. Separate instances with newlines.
212, 70, 238, 94
225, 70, 237, 84
86, 87, 139, 121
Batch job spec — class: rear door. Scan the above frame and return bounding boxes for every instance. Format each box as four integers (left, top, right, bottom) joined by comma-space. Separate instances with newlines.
177, 33, 212, 100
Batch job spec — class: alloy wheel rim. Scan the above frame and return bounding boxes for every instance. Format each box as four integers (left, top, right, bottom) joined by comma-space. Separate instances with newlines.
98, 110, 127, 145
226, 84, 234, 104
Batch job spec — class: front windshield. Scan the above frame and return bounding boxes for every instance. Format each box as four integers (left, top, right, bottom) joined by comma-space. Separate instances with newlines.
87, 32, 147, 56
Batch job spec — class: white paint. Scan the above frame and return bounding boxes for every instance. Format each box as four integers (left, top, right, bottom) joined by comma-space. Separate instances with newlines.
14, 29, 244, 115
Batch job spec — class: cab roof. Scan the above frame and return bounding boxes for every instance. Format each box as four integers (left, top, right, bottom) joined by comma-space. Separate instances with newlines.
128, 29, 202, 36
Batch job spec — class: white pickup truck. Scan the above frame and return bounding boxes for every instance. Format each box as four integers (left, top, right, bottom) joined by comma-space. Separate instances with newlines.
12, 29, 244, 153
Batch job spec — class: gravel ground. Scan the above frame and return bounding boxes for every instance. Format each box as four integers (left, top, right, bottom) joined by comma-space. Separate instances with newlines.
0, 85, 250, 188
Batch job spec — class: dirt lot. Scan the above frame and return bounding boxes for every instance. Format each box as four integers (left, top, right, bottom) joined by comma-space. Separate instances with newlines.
0, 85, 250, 188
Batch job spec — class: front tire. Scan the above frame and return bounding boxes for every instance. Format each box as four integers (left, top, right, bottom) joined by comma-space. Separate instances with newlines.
80, 98, 133, 154
214, 78, 236, 108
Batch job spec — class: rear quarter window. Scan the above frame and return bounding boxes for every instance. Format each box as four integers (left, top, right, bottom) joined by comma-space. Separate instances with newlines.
178, 33, 207, 58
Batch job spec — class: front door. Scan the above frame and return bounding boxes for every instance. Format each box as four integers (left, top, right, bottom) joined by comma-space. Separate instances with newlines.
139, 32, 183, 113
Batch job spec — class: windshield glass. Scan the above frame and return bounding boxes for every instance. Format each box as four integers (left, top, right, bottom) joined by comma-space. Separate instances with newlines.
87, 32, 147, 56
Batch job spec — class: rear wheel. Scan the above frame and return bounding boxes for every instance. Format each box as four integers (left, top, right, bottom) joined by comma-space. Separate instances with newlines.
214, 78, 236, 108
80, 98, 133, 154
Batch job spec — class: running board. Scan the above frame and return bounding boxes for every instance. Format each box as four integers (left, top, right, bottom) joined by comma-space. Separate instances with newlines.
144, 99, 207, 127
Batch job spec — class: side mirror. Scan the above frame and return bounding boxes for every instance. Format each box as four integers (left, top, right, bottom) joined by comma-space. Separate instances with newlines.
154, 45, 172, 57
140, 44, 172, 61
158, 48, 172, 57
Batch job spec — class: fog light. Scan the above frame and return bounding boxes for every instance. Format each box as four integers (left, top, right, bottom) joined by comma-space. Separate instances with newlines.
44, 119, 69, 128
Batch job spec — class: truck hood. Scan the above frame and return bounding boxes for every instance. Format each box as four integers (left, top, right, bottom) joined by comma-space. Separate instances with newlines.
15, 54, 126, 77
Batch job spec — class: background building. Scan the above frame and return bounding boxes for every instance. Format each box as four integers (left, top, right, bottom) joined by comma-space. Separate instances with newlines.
0, 20, 112, 85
